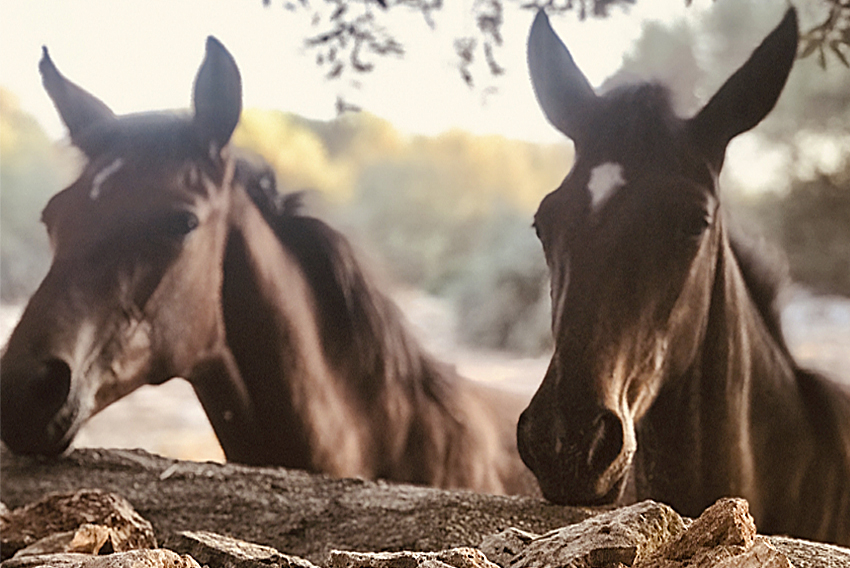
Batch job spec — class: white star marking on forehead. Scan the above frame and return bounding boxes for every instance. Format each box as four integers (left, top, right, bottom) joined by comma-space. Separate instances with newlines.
90, 158, 125, 200
587, 162, 626, 213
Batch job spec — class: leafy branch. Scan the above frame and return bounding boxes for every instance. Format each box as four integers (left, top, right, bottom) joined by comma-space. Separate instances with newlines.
265, 0, 850, 91
800, 0, 850, 67
264, 0, 634, 89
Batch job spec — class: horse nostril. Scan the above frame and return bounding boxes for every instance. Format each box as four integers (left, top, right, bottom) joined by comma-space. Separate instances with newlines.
586, 411, 624, 474
31, 358, 73, 415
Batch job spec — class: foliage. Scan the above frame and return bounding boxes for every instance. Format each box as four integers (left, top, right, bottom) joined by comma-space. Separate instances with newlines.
0, 89, 72, 302
234, 109, 355, 200
263, 0, 636, 88
740, 164, 850, 297
264, 0, 850, 89
800, 0, 850, 68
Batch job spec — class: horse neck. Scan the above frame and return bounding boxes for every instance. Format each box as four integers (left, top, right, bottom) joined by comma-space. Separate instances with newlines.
683, 228, 850, 540
212, 187, 370, 473
641, 227, 804, 515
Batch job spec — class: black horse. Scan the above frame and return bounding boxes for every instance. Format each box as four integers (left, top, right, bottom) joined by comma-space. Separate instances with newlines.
517, 7, 850, 544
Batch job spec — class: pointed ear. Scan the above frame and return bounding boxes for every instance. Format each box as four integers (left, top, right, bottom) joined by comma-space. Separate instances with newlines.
527, 10, 597, 140
687, 8, 798, 169
39, 47, 116, 153
192, 36, 242, 158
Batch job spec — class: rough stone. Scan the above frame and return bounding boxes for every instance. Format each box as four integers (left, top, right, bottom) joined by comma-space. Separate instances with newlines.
170, 529, 320, 568
3, 448, 850, 568
634, 499, 792, 568
504, 500, 687, 568
712, 538, 793, 568
634, 498, 751, 567
0, 548, 201, 568
11, 524, 116, 557
329, 547, 499, 568
768, 535, 850, 568
1, 448, 593, 565
0, 488, 156, 560
661, 498, 755, 561
478, 528, 537, 567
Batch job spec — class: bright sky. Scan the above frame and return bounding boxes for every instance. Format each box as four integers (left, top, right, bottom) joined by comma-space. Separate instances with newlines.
0, 0, 704, 144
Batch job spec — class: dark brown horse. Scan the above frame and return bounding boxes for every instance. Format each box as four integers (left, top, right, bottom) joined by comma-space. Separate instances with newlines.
0, 39, 535, 495
516, 8, 850, 544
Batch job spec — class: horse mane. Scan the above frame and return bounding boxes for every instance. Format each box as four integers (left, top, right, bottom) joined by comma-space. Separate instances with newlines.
727, 228, 790, 350
234, 154, 458, 408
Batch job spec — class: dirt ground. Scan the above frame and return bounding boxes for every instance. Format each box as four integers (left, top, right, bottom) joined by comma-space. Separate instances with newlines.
1, 288, 848, 464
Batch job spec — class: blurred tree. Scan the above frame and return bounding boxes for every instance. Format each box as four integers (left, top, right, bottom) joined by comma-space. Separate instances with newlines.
0, 89, 71, 302
743, 163, 850, 296
601, 19, 700, 114
234, 108, 355, 200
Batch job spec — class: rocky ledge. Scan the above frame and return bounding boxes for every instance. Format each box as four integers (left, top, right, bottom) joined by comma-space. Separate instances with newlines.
1, 448, 848, 567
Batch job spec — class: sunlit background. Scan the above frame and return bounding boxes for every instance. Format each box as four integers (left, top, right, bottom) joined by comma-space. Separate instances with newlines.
1, 0, 848, 461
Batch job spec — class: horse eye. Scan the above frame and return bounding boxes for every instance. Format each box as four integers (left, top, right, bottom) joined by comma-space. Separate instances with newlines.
159, 210, 199, 238
680, 212, 710, 240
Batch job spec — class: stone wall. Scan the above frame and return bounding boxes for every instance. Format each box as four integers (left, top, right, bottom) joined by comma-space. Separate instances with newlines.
1, 448, 848, 567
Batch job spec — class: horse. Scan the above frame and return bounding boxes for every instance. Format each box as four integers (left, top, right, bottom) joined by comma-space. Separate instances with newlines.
516, 7, 850, 544
0, 38, 537, 496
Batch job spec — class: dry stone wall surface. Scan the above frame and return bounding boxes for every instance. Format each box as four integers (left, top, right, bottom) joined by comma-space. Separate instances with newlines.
2, 447, 849, 568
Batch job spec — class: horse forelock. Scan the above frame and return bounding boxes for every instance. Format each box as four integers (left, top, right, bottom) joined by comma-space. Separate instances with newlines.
586, 83, 682, 165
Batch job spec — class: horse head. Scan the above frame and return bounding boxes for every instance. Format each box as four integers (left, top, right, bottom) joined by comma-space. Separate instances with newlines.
517, 8, 798, 505
0, 37, 243, 455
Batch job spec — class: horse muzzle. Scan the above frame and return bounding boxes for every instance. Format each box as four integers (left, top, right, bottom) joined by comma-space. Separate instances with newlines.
0, 357, 78, 455
517, 406, 633, 506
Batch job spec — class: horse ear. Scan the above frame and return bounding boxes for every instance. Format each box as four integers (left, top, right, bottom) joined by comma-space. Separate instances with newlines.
192, 36, 242, 158
39, 47, 116, 154
687, 8, 798, 169
527, 10, 597, 140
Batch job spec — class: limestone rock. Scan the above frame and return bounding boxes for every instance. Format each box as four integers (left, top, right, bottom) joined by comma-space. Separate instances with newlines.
634, 498, 792, 568
657, 498, 755, 561
768, 535, 850, 568
329, 547, 499, 568
171, 530, 320, 568
504, 500, 686, 568
2, 448, 592, 565
0, 488, 156, 560
12, 523, 124, 558
712, 538, 793, 568
478, 528, 537, 567
0, 548, 200, 568
2, 449, 849, 567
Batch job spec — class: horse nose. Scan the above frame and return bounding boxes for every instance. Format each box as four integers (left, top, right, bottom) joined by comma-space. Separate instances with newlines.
516, 408, 535, 470
1, 357, 73, 454
586, 410, 624, 476
33, 358, 73, 411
